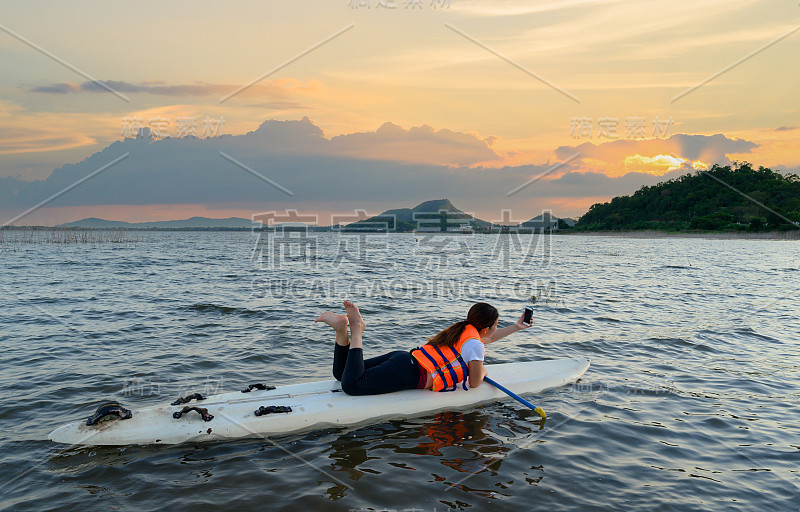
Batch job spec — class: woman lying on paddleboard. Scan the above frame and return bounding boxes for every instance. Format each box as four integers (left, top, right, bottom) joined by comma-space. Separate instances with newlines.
315, 300, 531, 396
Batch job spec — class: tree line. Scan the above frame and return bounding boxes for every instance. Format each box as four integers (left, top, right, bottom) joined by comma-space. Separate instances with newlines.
575, 162, 800, 232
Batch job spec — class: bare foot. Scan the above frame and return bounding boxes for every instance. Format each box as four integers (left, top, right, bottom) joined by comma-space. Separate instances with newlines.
343, 300, 366, 334
315, 310, 350, 346
314, 311, 348, 331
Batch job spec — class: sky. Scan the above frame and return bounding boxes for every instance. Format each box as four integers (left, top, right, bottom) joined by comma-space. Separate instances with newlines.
0, 0, 798, 225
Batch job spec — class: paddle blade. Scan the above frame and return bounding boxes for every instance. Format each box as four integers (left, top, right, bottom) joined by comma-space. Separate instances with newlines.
534, 406, 546, 420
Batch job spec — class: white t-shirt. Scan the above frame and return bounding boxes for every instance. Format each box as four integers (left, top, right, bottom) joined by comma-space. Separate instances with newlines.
459, 337, 485, 363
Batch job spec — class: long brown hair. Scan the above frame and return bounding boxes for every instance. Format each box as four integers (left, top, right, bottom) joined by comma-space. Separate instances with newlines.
427, 303, 498, 348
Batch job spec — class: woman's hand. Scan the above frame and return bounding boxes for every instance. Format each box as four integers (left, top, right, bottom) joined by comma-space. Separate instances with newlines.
514, 313, 533, 331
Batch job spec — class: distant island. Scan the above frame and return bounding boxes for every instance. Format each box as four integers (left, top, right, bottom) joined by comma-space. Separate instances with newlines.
575, 163, 800, 232
341, 198, 574, 233
54, 216, 256, 230
21, 199, 574, 233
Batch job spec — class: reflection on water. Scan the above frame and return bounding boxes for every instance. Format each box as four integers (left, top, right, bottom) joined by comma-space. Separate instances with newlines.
321, 407, 550, 503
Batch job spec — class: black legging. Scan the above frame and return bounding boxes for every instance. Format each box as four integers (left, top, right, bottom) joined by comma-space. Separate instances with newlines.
333, 343, 421, 396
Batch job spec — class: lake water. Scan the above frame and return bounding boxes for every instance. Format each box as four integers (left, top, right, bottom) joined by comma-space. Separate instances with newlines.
1, 231, 798, 511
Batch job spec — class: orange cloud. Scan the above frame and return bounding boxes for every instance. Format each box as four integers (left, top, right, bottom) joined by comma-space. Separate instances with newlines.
555, 134, 757, 177
621, 154, 709, 175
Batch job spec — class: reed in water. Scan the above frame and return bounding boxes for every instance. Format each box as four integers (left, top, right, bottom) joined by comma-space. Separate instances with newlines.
0, 227, 140, 248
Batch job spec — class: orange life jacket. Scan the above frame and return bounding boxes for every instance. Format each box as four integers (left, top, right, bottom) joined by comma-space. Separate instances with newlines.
412, 324, 484, 392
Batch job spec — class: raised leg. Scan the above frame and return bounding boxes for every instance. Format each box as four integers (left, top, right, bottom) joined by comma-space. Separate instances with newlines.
316, 310, 351, 380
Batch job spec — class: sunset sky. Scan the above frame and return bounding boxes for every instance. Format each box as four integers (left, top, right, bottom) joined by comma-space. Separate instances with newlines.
1, 0, 798, 225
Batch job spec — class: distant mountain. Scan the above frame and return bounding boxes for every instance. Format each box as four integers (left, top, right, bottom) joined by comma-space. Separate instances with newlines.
522, 213, 577, 229
57, 216, 255, 229
345, 198, 492, 232
56, 217, 137, 229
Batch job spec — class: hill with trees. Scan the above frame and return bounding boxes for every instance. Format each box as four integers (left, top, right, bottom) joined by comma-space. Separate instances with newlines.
575, 163, 800, 232
344, 199, 574, 232
344, 199, 493, 232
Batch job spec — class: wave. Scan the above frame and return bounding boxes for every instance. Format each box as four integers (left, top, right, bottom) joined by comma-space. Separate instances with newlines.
180, 303, 272, 318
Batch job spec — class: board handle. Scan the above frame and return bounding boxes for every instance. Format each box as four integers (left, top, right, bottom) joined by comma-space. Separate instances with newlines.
86, 401, 132, 426
172, 406, 214, 422
241, 383, 276, 393
170, 393, 206, 406
254, 405, 292, 416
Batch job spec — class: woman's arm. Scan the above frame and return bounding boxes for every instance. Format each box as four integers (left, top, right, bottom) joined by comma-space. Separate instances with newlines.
483, 313, 531, 344
468, 360, 488, 388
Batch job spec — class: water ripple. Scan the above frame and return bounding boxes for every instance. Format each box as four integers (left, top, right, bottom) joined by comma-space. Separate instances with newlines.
1, 232, 799, 511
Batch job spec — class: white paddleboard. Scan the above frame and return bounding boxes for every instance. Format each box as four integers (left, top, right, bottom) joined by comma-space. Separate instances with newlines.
48, 357, 589, 446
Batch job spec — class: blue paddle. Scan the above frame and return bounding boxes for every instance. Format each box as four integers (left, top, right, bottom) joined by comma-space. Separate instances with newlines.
484, 376, 546, 420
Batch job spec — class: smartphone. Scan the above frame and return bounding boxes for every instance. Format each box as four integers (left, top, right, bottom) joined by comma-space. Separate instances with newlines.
523, 306, 534, 325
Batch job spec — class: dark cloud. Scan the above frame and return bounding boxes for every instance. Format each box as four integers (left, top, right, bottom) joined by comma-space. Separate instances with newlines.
27, 80, 300, 100
673, 134, 757, 163
0, 118, 531, 214
327, 122, 499, 166
27, 83, 82, 94
0, 118, 738, 220
28, 80, 227, 96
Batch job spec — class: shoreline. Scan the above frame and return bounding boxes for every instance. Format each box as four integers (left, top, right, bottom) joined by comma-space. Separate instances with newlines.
2, 226, 799, 241
558, 230, 800, 241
